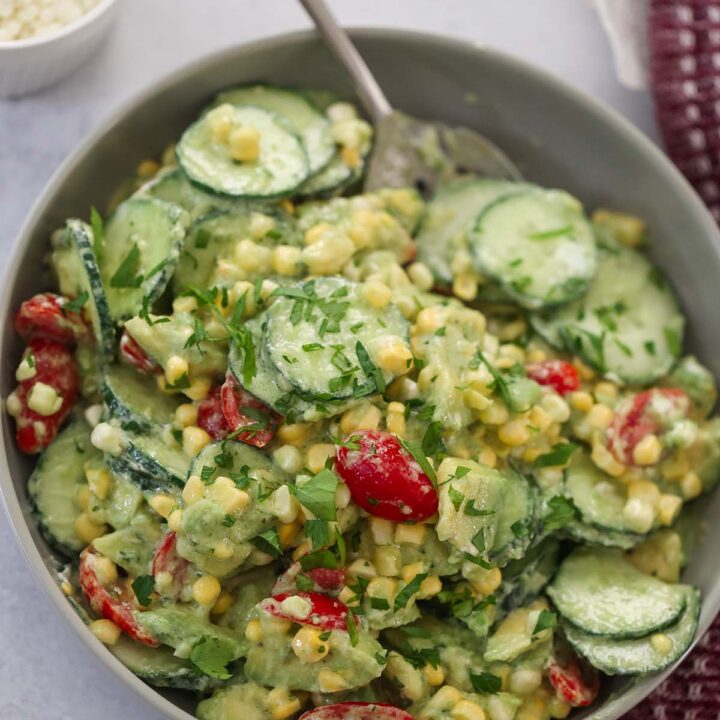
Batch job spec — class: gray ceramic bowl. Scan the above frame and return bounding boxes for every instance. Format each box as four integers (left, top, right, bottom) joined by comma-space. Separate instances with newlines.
2, 28, 719, 720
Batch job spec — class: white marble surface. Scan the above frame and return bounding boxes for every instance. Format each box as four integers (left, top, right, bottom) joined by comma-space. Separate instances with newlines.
0, 1, 659, 718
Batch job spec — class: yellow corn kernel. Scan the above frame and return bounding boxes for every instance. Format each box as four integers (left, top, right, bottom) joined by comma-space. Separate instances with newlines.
395, 523, 426, 545
318, 669, 348, 692
304, 222, 333, 246
175, 403, 198, 428
271, 244, 303, 276
586, 403, 614, 431
278, 521, 302, 548
628, 478, 660, 504
633, 434, 662, 466
341, 145, 360, 168
529, 405, 553, 433
74, 513, 108, 543
385, 653, 426, 702
211, 590, 232, 616
212, 539, 234, 560
478, 403, 510, 426
273, 445, 304, 475
347, 559, 377, 581
306, 443, 336, 475
376, 340, 413, 375
453, 272, 478, 302
137, 159, 160, 178
433, 685, 463, 708
206, 476, 251, 515
172, 295, 198, 314
184, 376, 212, 401
414, 306, 445, 335
570, 391, 594, 413
548, 697, 572, 719
291, 626, 331, 663
623, 498, 656, 534
498, 318, 527, 343
386, 408, 406, 436
207, 104, 234, 142
478, 446, 497, 468
526, 348, 547, 363
594, 381, 618, 404
266, 688, 302, 720
86, 467, 112, 500
360, 279, 393, 309
93, 556, 118, 586
90, 619, 121, 646
292, 540, 312, 561
277, 422, 312, 446
370, 517, 394, 545
229, 125, 260, 162
498, 420, 530, 447
348, 209, 379, 249
452, 700, 486, 720
573, 358, 596, 381
303, 233, 355, 275
27, 382, 62, 416
424, 663, 445, 686
182, 426, 211, 457
509, 669, 542, 696
374, 546, 403, 577
401, 562, 425, 584
149, 493, 176, 520
650, 632, 674, 655
680, 470, 702, 499
465, 388, 492, 412
367, 577, 398, 600
340, 403, 382, 434
182, 474, 205, 506
245, 619, 263, 643
592, 209, 646, 247
470, 567, 502, 596
591, 436, 626, 478
192, 575, 221, 607
165, 355, 189, 386
419, 575, 442, 599
167, 508, 183, 533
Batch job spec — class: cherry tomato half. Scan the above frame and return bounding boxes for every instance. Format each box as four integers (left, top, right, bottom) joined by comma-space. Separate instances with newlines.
11, 338, 78, 454
548, 655, 599, 708
607, 387, 690, 465
220, 372, 281, 448
272, 562, 346, 597
197, 385, 230, 440
335, 430, 438, 522
79, 548, 158, 647
119, 331, 161, 374
262, 592, 349, 631
15, 292, 88, 346
526, 360, 580, 395
151, 532, 189, 599
299, 704, 413, 720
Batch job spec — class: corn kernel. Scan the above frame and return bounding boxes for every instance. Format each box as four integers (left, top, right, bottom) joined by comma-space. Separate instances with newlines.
167, 508, 183, 533
498, 420, 530, 447
93, 556, 118, 586
292, 540, 312, 561
594, 381, 618, 404
376, 340, 413, 375
573, 358, 596, 381
548, 697, 572, 720
401, 562, 425, 584
526, 348, 547, 363
509, 669, 542, 696
622, 498, 656, 534
229, 125, 260, 162
370, 517, 394, 545
318, 669, 348, 692
76, 485, 90, 512
292, 626, 330, 663
419, 575, 442, 598
453, 273, 478, 301
632, 434, 662, 466
479, 403, 509, 426
175, 403, 198, 428
184, 376, 212, 401
341, 145, 360, 168
302, 233, 355, 275
90, 619, 121, 646
424, 664, 445, 686
279, 522, 302, 548
206, 476, 251, 515
207, 104, 234, 142
529, 405, 553, 433
182, 426, 211, 457
407, 262, 434, 291
273, 443, 304, 475
245, 619, 263, 643
395, 523, 426, 545
470, 567, 502, 596
586, 403, 614, 430
415, 306, 445, 335
306, 443, 336, 475
498, 318, 527, 342
192, 575, 221, 607
173, 295, 198, 314
149, 493, 176, 520
210, 590, 232, 616
269, 484, 300, 523
27, 382, 62, 416
182, 474, 205, 506
360, 279, 393, 309
340, 403, 382, 434
386, 408, 406, 436
465, 388, 493, 412
212, 539, 235, 560
74, 513, 108, 543
86, 467, 112, 500
592, 209, 646, 247
266, 688, 302, 720
452, 700, 486, 720
374, 546, 403, 577
277, 422, 312, 446
650, 633, 673, 655
541, 393, 571, 423
433, 686, 463, 708
271, 244, 302, 276
591, 436, 626, 477
680, 471, 702, 499
570, 391, 593, 413
335, 482, 351, 509
367, 577, 398, 600
165, 355, 189, 386
478, 446, 497, 468
137, 159, 160, 178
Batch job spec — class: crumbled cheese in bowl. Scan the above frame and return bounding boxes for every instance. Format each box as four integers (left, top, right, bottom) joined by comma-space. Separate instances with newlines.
0, 0, 100, 42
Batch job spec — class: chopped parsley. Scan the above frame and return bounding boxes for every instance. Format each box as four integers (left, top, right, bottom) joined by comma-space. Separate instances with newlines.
534, 442, 578, 468
292, 468, 339, 522
131, 575, 154, 607
190, 637, 234, 680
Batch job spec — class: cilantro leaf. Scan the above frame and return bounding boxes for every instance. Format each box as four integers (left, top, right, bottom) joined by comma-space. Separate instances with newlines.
293, 468, 339, 521
534, 442, 578, 469
543, 495, 578, 532
110, 243, 143, 288
346, 608, 358, 646
355, 341, 385, 393
251, 528, 281, 558
421, 421, 442, 456
304, 518, 331, 548
470, 672, 501, 694
533, 609, 557, 635
190, 637, 234, 680
394, 573, 427, 611
295, 574, 314, 592
398, 437, 436, 486
62, 291, 89, 315
131, 575, 154, 607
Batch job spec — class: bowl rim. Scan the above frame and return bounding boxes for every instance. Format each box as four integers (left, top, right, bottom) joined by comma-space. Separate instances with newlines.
0, 0, 118, 50
1, 25, 719, 720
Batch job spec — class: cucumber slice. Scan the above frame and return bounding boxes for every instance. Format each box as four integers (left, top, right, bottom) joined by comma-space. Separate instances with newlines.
530, 239, 685, 384
102, 364, 180, 429
297, 153, 358, 199
28, 419, 98, 555
177, 106, 309, 199
110, 635, 224, 691
92, 511, 162, 575
214, 84, 334, 176
498, 538, 559, 615
563, 521, 644, 550
470, 188, 596, 309
416, 177, 522, 284
547, 547, 687, 638
54, 220, 115, 359
173, 207, 300, 293
263, 277, 409, 401
565, 586, 700, 675
99, 197, 189, 321
489, 469, 536, 566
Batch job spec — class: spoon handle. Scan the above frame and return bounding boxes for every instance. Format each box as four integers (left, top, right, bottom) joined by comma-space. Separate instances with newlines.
298, 0, 392, 123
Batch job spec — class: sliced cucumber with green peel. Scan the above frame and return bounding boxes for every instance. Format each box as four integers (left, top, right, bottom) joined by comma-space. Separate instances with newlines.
530, 239, 685, 384
565, 585, 700, 675
177, 105, 309, 199
53, 220, 115, 359
563, 521, 644, 550
28, 419, 98, 555
99, 197, 189, 321
547, 547, 687, 638
173, 206, 300, 293
214, 84, 334, 176
102, 364, 180, 429
498, 538, 559, 615
263, 277, 409, 401
92, 511, 162, 576
489, 469, 536, 566
470, 188, 596, 309
416, 177, 523, 284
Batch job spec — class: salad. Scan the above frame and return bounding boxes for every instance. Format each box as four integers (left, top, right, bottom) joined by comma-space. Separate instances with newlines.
6, 84, 718, 720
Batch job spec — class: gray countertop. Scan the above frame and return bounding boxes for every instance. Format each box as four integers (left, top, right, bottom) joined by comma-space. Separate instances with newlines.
0, 1, 658, 718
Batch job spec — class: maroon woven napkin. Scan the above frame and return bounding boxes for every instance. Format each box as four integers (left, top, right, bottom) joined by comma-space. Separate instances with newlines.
622, 2, 720, 717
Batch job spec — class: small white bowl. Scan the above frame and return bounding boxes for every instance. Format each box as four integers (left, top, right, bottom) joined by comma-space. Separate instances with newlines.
0, 0, 119, 98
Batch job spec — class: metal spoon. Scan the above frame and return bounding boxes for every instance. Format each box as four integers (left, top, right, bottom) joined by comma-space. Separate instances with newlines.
298, 0, 521, 195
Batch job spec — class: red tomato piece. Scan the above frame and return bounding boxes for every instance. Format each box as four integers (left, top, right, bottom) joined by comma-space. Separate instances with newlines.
607, 387, 690, 465
197, 385, 230, 440
334, 430, 438, 523
526, 360, 580, 395
79, 548, 158, 647
15, 292, 88, 346
220, 372, 281, 448
272, 562, 346, 597
262, 592, 349, 631
119, 331, 161, 374
300, 704, 413, 720
151, 532, 189, 599
548, 656, 599, 708
10, 338, 78, 454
